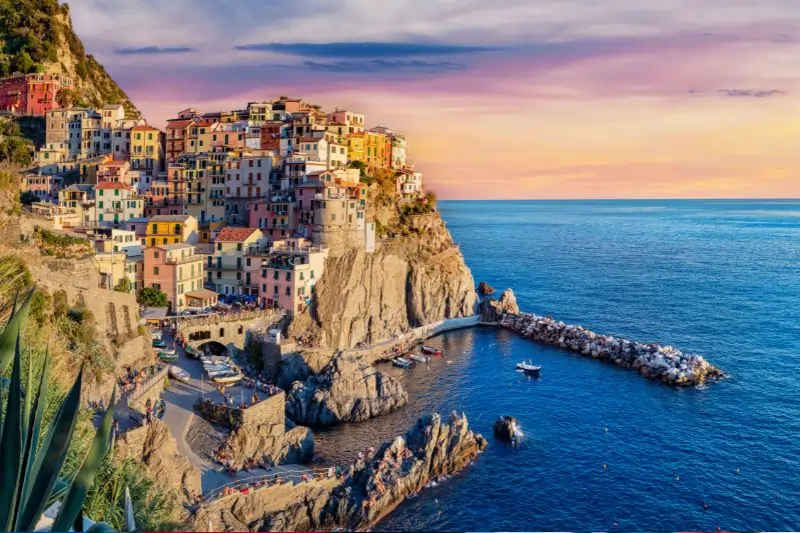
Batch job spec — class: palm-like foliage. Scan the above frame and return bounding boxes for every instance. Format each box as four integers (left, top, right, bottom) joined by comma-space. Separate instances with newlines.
0, 292, 118, 532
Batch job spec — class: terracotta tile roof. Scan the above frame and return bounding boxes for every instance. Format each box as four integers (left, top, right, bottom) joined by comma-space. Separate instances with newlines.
299, 136, 322, 143
215, 227, 260, 243
101, 160, 127, 167
166, 120, 193, 129
131, 124, 160, 131
193, 120, 215, 127
95, 182, 133, 190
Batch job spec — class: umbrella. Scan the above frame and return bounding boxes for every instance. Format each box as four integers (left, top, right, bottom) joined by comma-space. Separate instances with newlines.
124, 485, 136, 532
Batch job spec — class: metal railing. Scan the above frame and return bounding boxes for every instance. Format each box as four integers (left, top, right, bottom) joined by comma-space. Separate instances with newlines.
126, 365, 169, 407
201, 466, 331, 503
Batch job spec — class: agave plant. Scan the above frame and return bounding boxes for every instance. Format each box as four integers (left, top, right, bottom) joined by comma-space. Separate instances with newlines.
0, 292, 118, 532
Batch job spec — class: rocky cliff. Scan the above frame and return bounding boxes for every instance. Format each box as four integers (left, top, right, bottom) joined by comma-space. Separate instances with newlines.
294, 212, 478, 349
116, 420, 201, 517
286, 354, 407, 427
0, 0, 139, 118
193, 412, 487, 532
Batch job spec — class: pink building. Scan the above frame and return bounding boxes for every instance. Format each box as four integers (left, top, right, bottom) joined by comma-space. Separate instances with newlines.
247, 194, 297, 243
143, 243, 205, 311
22, 173, 61, 203
247, 238, 328, 314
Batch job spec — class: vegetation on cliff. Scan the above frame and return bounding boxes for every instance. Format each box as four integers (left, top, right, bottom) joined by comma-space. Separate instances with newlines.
0, 0, 139, 117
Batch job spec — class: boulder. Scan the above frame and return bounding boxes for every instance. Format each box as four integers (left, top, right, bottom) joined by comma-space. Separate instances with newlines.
478, 281, 495, 295
493, 415, 518, 442
286, 355, 408, 427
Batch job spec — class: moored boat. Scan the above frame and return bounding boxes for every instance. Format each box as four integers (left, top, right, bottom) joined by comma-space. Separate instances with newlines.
410, 353, 430, 363
158, 351, 178, 362
184, 345, 199, 359
422, 346, 442, 356
516, 360, 541, 374
392, 357, 413, 368
169, 365, 191, 383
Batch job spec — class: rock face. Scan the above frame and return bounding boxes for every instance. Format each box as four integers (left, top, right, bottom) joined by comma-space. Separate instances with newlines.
116, 420, 201, 506
482, 288, 520, 322
300, 215, 478, 349
493, 415, 518, 442
212, 392, 315, 470
286, 355, 408, 427
193, 412, 487, 532
478, 281, 495, 295
500, 312, 724, 387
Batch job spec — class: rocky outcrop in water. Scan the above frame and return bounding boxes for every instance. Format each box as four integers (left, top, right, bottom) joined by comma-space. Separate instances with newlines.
193, 412, 487, 532
500, 307, 724, 386
478, 281, 495, 295
482, 288, 520, 322
286, 355, 408, 427
493, 415, 518, 442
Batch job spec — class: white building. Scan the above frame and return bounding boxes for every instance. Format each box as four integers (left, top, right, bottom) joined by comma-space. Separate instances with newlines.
296, 136, 347, 168
89, 182, 144, 226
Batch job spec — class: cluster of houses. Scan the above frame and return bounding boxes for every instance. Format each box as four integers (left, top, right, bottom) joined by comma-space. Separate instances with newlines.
23, 97, 427, 314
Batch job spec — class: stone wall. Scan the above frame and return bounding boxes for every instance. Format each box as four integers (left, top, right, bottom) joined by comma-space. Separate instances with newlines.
194, 391, 285, 430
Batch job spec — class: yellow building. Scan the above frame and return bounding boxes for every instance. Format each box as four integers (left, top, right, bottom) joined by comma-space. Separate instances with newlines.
145, 214, 199, 248
348, 132, 365, 163
130, 125, 165, 176
364, 131, 389, 168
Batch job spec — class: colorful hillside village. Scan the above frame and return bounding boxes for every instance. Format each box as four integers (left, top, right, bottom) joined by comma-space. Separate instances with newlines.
22, 97, 427, 314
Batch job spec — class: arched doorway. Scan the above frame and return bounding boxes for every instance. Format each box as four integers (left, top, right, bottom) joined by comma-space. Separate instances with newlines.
196, 340, 228, 357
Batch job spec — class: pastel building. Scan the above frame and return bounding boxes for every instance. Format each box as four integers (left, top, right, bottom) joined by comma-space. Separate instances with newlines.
130, 125, 165, 176
248, 193, 296, 243
90, 182, 143, 226
0, 73, 74, 116
326, 109, 365, 134
250, 238, 328, 314
143, 243, 205, 311
145, 214, 199, 247
296, 136, 347, 168
207, 227, 265, 295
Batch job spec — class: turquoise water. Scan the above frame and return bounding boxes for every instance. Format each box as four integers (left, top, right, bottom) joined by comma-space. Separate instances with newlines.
316, 200, 800, 532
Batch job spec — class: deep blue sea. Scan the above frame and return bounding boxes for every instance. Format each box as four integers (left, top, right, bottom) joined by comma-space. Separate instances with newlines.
314, 200, 800, 532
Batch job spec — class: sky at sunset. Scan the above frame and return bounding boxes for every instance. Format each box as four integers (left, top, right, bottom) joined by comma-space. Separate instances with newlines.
68, 0, 800, 199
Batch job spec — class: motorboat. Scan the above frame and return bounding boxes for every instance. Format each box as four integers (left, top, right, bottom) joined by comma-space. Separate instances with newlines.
184, 346, 199, 359
516, 361, 541, 374
410, 353, 430, 363
392, 357, 413, 369
159, 348, 176, 356
204, 366, 235, 378
169, 365, 191, 383
152, 339, 167, 349
158, 351, 178, 362
422, 346, 442, 356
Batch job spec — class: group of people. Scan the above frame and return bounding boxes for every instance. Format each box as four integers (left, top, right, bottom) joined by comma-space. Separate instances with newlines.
118, 365, 152, 394
241, 378, 281, 397
144, 398, 165, 423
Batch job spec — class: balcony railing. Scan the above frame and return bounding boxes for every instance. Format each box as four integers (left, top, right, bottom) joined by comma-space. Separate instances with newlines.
164, 254, 201, 265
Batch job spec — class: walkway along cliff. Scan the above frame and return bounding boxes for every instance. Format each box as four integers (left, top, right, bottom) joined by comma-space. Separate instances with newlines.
193, 412, 486, 532
483, 289, 724, 387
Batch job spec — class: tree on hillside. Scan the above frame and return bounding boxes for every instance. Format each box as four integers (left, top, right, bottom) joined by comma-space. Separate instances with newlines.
138, 287, 169, 307
19, 190, 38, 205
425, 190, 437, 206
0, 135, 32, 166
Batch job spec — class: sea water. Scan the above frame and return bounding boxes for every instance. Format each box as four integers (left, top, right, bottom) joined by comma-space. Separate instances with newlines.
314, 200, 800, 531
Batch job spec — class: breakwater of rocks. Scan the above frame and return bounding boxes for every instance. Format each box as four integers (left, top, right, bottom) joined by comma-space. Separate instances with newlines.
498, 311, 724, 387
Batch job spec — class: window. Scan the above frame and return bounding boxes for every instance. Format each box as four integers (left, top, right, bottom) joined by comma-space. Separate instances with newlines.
285, 272, 291, 281
261, 284, 266, 292
217, 242, 222, 251
285, 286, 291, 296
246, 257, 251, 267
273, 271, 279, 280
153, 266, 159, 275
299, 272, 304, 281
236, 243, 242, 252
273, 285, 278, 294
154, 251, 160, 259
310, 270, 315, 279
98, 201, 104, 208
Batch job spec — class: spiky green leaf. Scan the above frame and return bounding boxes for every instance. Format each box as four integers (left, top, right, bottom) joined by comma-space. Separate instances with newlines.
0, 292, 32, 374
52, 387, 117, 533
14, 366, 83, 532
0, 332, 24, 530
14, 352, 51, 531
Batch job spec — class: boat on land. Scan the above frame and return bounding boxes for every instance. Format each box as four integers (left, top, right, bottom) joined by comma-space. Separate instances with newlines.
516, 361, 541, 374
169, 365, 191, 383
152, 339, 167, 349
392, 357, 413, 368
212, 373, 243, 385
410, 353, 430, 363
158, 351, 178, 362
422, 346, 442, 356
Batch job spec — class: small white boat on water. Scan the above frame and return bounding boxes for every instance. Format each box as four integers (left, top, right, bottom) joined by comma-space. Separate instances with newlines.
516, 360, 541, 374
169, 365, 191, 383
410, 354, 430, 363
392, 357, 413, 369
422, 346, 442, 356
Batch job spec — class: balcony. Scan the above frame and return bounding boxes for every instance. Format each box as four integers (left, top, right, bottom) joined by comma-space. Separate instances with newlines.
164, 254, 201, 265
